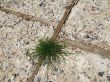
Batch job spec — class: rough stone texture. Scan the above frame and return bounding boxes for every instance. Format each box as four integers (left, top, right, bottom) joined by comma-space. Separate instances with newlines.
0, 0, 71, 22
60, 0, 110, 49
0, 0, 110, 82
0, 11, 53, 82
35, 47, 110, 82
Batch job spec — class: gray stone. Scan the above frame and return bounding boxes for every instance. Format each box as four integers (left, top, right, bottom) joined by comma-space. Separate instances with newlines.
98, 72, 104, 77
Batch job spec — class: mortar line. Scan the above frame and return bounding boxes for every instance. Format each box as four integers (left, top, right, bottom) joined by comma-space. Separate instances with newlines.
50, 0, 80, 40
59, 39, 110, 58
27, 0, 80, 82
0, 6, 57, 26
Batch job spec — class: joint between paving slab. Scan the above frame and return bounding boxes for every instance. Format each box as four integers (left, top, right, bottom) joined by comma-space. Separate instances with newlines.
27, 0, 80, 82
0, 6, 58, 27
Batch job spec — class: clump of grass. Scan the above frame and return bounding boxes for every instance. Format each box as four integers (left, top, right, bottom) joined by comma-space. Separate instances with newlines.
32, 38, 67, 65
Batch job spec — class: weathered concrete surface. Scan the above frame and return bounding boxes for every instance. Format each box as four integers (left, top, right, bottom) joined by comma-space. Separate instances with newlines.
0, 7, 58, 26
0, 0, 110, 82
0, 11, 53, 82
35, 47, 110, 82
0, 0, 71, 22
60, 0, 110, 49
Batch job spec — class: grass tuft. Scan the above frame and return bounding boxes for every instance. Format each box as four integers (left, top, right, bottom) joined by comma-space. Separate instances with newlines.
32, 38, 67, 66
